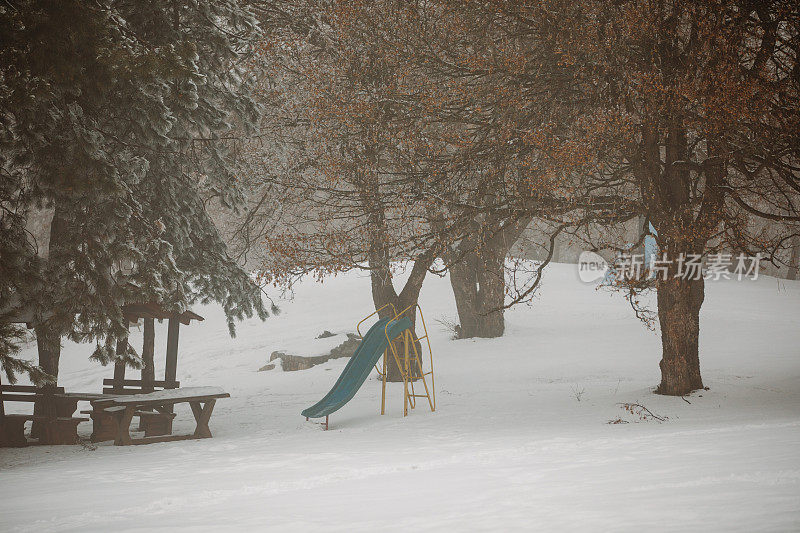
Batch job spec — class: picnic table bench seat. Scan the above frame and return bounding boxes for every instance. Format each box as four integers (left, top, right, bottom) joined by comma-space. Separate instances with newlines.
80, 403, 173, 442
82, 406, 179, 438
1, 385, 90, 446
0, 414, 35, 447
32, 415, 90, 445
80, 404, 124, 442
135, 410, 178, 437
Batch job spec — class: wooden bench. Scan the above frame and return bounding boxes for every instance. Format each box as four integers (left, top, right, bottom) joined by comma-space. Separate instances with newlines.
0, 385, 91, 446
32, 415, 89, 445
81, 405, 178, 441
136, 410, 178, 437
81, 405, 127, 442
1, 384, 65, 406
0, 414, 34, 447
43, 392, 114, 443
91, 387, 229, 446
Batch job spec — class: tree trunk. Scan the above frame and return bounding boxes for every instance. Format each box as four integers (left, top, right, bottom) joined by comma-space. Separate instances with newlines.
368, 253, 433, 382
370, 277, 423, 383
34, 325, 61, 378
787, 235, 800, 281
448, 256, 480, 338
655, 275, 705, 395
32, 323, 61, 438
359, 166, 436, 381
636, 119, 723, 397
447, 213, 527, 340
449, 245, 505, 338
33, 199, 69, 378
31, 200, 70, 437
475, 246, 505, 337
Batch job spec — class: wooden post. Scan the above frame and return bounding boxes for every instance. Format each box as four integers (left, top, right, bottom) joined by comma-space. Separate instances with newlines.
403, 331, 409, 416
141, 318, 155, 393
0, 371, 5, 419
380, 348, 387, 415
165, 318, 179, 388
161, 317, 180, 420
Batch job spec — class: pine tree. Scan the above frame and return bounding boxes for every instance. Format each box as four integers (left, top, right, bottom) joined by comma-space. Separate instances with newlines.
0, 0, 268, 382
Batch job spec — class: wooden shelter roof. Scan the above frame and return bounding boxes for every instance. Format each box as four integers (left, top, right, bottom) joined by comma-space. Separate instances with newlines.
2, 297, 203, 327
121, 303, 204, 325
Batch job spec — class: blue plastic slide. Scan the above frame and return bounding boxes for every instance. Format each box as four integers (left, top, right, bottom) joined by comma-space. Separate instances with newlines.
301, 316, 412, 419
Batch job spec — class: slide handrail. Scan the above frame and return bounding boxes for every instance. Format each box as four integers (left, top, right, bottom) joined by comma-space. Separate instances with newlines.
359, 303, 398, 378
357, 302, 397, 338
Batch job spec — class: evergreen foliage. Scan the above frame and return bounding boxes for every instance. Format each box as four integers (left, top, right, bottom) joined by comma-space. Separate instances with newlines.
0, 0, 267, 381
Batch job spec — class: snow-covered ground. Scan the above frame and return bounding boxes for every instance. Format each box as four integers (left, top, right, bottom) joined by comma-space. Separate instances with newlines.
2, 263, 799, 532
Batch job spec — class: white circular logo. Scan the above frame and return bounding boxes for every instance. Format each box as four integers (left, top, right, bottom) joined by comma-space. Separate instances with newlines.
578, 251, 609, 283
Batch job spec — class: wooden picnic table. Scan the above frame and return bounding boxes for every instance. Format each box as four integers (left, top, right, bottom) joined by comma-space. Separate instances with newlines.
1, 386, 96, 446
91, 387, 229, 446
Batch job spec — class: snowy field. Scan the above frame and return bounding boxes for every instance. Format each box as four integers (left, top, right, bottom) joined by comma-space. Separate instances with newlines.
1, 263, 799, 532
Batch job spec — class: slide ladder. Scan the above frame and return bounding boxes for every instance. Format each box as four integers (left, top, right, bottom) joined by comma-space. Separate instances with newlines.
375, 305, 436, 418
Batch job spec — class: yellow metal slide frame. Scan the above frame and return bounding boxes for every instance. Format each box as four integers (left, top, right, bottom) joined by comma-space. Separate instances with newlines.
384, 305, 436, 417
355, 303, 436, 417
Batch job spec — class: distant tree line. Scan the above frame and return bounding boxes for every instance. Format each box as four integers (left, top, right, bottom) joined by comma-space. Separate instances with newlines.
1, 0, 798, 398
241, 0, 800, 394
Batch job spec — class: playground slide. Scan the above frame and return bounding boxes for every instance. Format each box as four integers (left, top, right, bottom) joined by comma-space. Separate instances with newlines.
301, 316, 412, 419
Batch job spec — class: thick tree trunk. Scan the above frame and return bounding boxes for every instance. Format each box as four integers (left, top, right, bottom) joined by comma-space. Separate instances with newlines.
447, 214, 529, 339
640, 121, 718, 397
33, 200, 69, 376
475, 248, 505, 337
31, 201, 70, 437
448, 257, 480, 338
655, 274, 705, 395
32, 323, 61, 438
371, 278, 423, 383
368, 254, 432, 382
449, 245, 505, 338
383, 297, 423, 383
359, 167, 435, 382
34, 325, 61, 379
787, 235, 800, 281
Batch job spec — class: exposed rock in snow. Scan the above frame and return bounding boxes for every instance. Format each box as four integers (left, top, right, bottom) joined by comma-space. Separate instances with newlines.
269, 333, 361, 371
